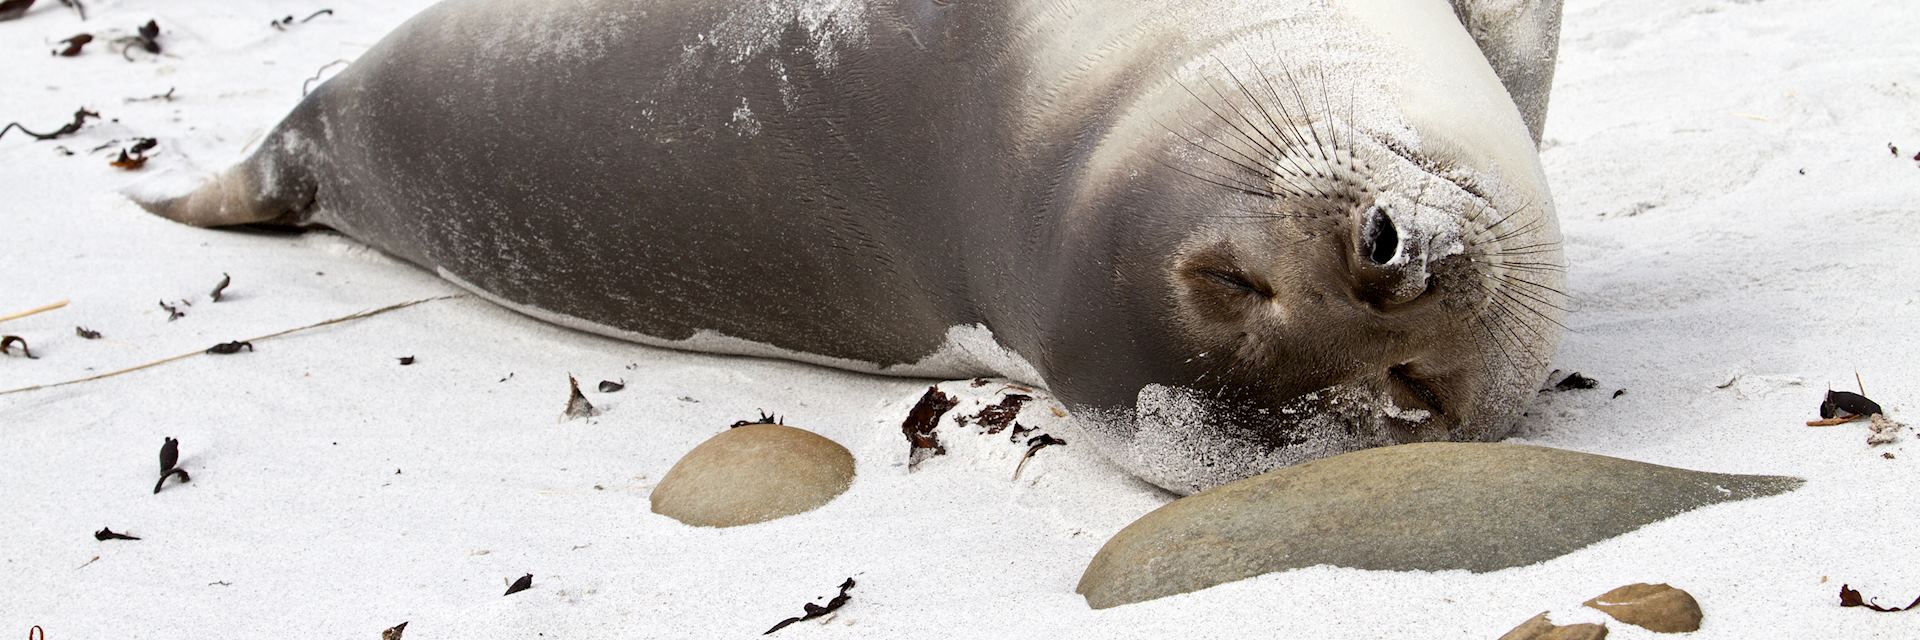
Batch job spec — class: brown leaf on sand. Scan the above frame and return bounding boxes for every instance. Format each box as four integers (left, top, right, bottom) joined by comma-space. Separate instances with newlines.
381, 622, 408, 640
504, 573, 533, 596
561, 375, 599, 420
1839, 584, 1920, 612
1583, 583, 1702, 632
902, 386, 957, 467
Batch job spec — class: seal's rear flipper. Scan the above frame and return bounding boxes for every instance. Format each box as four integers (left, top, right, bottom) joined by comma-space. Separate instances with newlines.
126, 139, 317, 228
1449, 0, 1563, 145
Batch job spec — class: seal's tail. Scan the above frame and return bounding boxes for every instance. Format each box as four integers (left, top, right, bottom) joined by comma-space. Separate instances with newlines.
129, 129, 318, 228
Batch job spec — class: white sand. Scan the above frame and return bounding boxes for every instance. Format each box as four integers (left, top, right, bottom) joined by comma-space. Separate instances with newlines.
3, 0, 1916, 637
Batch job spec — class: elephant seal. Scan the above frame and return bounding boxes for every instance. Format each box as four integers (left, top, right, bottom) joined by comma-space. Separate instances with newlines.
137, 0, 1568, 494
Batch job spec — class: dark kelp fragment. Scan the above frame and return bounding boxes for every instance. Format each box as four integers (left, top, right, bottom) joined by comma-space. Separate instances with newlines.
971, 394, 1032, 434
397, 356, 415, 366
126, 87, 176, 103
561, 375, 599, 420
381, 622, 408, 640
206, 341, 253, 354
94, 527, 140, 541
154, 436, 190, 494
764, 578, 855, 635
75, 326, 101, 339
730, 410, 781, 428
1, 335, 35, 359
1612, 389, 1626, 398
0, 0, 32, 21
54, 33, 92, 56
1553, 372, 1598, 391
597, 379, 624, 393
270, 9, 333, 30
1820, 390, 1883, 420
209, 272, 231, 301
1840, 584, 1920, 612
0, 108, 100, 142
111, 19, 160, 60
1012, 434, 1067, 480
504, 573, 533, 596
903, 386, 958, 467
159, 300, 185, 321
109, 147, 148, 170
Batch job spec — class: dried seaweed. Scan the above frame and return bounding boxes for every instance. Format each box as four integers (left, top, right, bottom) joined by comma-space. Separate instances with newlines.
126, 87, 176, 103
159, 300, 185, 321
381, 622, 408, 640
1552, 372, 1598, 391
764, 578, 855, 635
0, 0, 33, 22
0, 108, 99, 142
209, 272, 231, 302
902, 386, 957, 467
206, 341, 253, 354
271, 9, 334, 30
154, 437, 190, 494
53, 33, 92, 56
75, 326, 101, 339
970, 393, 1032, 434
598, 379, 624, 393
1840, 584, 1920, 612
1820, 390, 1883, 420
731, 410, 781, 428
94, 527, 140, 541
1012, 434, 1067, 480
1, 335, 36, 359
397, 356, 415, 366
504, 573, 533, 596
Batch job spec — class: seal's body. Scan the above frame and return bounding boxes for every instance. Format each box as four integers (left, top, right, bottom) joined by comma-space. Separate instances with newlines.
143, 0, 1568, 493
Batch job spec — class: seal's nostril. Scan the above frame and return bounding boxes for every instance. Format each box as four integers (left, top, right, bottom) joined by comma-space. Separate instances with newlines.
1364, 205, 1398, 266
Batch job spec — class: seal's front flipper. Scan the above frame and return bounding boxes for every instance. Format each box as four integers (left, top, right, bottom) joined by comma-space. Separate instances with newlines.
127, 130, 318, 228
1448, 0, 1563, 144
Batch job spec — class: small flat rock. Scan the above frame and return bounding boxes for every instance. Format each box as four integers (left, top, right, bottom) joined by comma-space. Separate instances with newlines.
651, 424, 855, 528
1076, 443, 1800, 609
1499, 613, 1608, 640
1584, 583, 1702, 633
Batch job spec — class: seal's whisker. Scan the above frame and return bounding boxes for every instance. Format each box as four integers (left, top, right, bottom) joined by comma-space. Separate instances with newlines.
1168, 73, 1290, 172
1489, 284, 1570, 330
1494, 272, 1571, 300
1150, 155, 1279, 200
1277, 65, 1333, 166
1153, 114, 1274, 181
1233, 54, 1324, 182
1204, 57, 1291, 160
1496, 261, 1567, 274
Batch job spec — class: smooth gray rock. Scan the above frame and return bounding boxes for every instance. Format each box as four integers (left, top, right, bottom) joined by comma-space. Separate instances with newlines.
1077, 443, 1801, 609
651, 424, 855, 528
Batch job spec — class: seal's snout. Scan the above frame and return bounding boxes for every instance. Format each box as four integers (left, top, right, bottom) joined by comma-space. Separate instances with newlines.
1348, 203, 1429, 308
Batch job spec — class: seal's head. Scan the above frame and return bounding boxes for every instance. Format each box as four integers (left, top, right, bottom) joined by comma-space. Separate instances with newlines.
1051, 42, 1564, 494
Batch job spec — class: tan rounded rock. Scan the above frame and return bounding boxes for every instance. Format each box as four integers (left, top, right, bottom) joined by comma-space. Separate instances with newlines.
1584, 583, 1702, 633
651, 424, 855, 528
